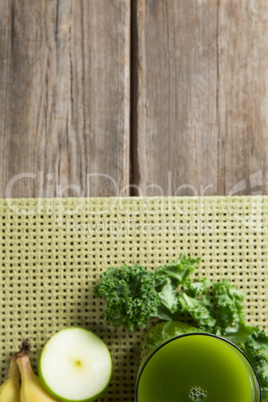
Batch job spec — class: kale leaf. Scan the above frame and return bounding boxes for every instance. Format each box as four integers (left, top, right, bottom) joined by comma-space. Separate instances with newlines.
94, 264, 161, 332
212, 279, 245, 330
178, 292, 216, 331
245, 330, 268, 391
94, 255, 200, 331
156, 255, 200, 287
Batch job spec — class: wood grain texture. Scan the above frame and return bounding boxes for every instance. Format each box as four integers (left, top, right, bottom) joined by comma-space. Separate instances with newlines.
134, 0, 268, 196
0, 0, 130, 198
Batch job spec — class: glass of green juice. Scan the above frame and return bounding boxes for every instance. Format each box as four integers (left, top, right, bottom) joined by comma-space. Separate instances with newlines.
135, 322, 261, 402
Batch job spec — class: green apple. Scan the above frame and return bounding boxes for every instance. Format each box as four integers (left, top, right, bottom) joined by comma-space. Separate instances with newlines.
39, 327, 112, 402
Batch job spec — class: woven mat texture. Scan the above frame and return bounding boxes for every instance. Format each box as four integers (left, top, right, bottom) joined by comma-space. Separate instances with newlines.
0, 196, 268, 401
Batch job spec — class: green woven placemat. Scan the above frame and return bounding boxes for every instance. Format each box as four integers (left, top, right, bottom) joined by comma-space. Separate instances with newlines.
0, 196, 268, 400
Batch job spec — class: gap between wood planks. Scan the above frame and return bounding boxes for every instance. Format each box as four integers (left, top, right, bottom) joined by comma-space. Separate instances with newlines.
130, 0, 139, 196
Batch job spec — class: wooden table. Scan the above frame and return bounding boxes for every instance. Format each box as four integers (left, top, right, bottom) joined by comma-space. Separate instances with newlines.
1, 0, 268, 198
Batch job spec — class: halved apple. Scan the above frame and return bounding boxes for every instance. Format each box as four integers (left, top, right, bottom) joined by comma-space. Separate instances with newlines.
39, 328, 112, 402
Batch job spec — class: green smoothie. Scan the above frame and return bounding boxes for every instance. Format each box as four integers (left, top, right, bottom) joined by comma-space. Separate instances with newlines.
136, 333, 260, 402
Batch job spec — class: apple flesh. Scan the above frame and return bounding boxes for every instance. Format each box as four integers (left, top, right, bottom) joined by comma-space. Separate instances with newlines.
39, 328, 112, 402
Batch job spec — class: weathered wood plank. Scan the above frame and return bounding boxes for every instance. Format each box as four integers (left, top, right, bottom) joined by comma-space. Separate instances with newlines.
0, 0, 130, 198
134, 0, 268, 196
217, 0, 268, 195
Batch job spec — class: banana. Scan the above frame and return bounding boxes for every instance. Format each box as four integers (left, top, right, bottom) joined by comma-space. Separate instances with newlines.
16, 340, 58, 402
0, 355, 20, 402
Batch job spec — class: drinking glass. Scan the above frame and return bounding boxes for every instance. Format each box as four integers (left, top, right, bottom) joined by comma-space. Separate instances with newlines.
135, 322, 261, 402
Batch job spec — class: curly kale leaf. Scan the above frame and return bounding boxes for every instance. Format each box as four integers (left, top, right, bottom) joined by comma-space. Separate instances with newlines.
178, 292, 216, 331
94, 255, 201, 330
94, 264, 161, 332
150, 255, 201, 321
184, 278, 211, 297
212, 279, 245, 329
156, 255, 200, 287
245, 330, 268, 391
